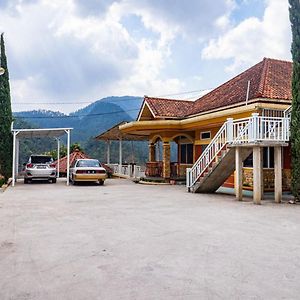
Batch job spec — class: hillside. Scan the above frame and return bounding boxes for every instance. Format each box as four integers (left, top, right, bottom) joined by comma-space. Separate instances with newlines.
13, 96, 148, 165
13, 96, 142, 143
71, 96, 142, 120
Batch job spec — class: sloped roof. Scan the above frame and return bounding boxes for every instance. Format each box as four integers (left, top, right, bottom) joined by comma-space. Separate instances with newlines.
140, 58, 292, 119
144, 97, 193, 119
95, 121, 148, 141
54, 149, 89, 173
191, 58, 292, 115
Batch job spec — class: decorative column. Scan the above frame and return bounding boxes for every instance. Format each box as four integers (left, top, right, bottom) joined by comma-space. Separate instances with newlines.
235, 147, 243, 201
162, 141, 171, 179
253, 146, 263, 204
148, 142, 155, 161
274, 146, 282, 203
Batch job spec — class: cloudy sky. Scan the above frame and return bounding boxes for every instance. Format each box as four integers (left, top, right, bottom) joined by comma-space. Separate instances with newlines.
0, 0, 292, 113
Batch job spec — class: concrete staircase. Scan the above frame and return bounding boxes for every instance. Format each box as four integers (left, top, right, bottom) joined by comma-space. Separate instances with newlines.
186, 114, 290, 194
190, 146, 252, 193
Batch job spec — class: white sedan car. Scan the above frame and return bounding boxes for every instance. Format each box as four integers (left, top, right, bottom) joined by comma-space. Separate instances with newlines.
69, 159, 107, 185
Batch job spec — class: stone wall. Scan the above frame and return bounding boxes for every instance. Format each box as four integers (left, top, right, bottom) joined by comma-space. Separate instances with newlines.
242, 168, 291, 191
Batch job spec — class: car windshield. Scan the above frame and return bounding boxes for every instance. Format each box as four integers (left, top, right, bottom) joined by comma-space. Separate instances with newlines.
77, 160, 100, 168
31, 156, 53, 164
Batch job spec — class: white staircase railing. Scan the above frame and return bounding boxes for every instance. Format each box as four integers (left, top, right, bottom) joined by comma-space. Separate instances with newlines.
187, 123, 227, 189
186, 114, 291, 189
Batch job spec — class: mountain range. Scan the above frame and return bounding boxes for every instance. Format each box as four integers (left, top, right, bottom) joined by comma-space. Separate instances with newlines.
13, 96, 143, 143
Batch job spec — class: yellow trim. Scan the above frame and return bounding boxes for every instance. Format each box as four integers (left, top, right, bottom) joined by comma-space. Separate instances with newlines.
74, 174, 107, 181
120, 101, 291, 135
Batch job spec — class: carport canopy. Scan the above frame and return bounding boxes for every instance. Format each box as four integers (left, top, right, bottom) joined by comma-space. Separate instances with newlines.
11, 126, 73, 186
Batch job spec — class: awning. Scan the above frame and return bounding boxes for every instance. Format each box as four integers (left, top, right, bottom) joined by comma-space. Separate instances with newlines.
95, 121, 148, 141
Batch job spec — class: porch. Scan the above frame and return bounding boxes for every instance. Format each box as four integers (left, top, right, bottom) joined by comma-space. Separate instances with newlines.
145, 134, 194, 182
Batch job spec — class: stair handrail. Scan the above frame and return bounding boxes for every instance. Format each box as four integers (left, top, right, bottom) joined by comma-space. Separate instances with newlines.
187, 122, 227, 188
284, 106, 292, 119
187, 114, 291, 189
232, 118, 252, 144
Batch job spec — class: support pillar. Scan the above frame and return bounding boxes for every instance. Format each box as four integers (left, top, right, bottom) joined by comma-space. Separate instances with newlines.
106, 140, 111, 164
57, 138, 60, 178
12, 131, 16, 187
16, 138, 19, 178
66, 130, 70, 186
274, 146, 282, 203
119, 138, 122, 174
162, 141, 170, 179
235, 147, 243, 201
253, 146, 263, 204
148, 143, 155, 161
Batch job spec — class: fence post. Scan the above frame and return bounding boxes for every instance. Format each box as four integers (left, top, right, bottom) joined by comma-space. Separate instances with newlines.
251, 113, 259, 141
226, 118, 233, 143
186, 168, 191, 191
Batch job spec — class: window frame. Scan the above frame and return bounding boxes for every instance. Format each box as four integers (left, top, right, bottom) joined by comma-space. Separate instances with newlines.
200, 131, 211, 140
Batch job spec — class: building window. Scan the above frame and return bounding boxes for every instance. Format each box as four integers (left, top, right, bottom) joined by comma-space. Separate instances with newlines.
243, 147, 274, 168
263, 147, 274, 168
200, 131, 211, 140
180, 144, 193, 164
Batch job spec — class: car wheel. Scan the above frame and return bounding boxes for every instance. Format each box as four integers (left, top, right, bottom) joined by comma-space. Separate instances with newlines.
24, 178, 28, 184
99, 180, 104, 186
52, 178, 57, 184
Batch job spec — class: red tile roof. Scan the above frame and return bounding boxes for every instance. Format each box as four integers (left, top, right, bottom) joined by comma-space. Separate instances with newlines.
142, 58, 292, 119
54, 149, 89, 173
54, 149, 112, 174
145, 97, 193, 118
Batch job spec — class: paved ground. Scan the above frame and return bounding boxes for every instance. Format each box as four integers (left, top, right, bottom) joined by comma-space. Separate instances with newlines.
0, 179, 300, 300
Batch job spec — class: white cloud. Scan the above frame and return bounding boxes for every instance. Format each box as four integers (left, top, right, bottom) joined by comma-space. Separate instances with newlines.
1, 0, 275, 113
201, 0, 292, 72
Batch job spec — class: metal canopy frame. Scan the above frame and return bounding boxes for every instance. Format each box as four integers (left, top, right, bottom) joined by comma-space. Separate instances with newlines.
11, 125, 73, 186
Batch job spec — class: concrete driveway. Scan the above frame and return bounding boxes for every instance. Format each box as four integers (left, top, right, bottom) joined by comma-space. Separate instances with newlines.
0, 179, 300, 300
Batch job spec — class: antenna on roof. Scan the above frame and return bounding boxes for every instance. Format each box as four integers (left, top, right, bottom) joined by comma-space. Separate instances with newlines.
245, 80, 251, 105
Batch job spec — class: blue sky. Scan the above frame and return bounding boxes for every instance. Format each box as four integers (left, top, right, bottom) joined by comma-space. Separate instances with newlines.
0, 0, 292, 113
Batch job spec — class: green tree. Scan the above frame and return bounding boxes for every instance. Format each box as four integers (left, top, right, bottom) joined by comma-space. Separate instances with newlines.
0, 33, 12, 180
289, 0, 300, 200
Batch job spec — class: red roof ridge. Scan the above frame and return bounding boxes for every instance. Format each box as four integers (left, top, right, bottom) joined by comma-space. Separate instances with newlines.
145, 96, 192, 103
262, 57, 292, 64
257, 57, 270, 97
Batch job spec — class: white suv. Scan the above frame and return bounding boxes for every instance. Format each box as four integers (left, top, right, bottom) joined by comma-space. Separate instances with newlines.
24, 155, 57, 184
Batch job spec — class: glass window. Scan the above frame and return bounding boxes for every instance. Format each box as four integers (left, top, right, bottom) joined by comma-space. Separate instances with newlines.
263, 147, 274, 168
201, 131, 211, 140
31, 156, 53, 164
243, 147, 274, 168
77, 160, 100, 167
180, 144, 193, 164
